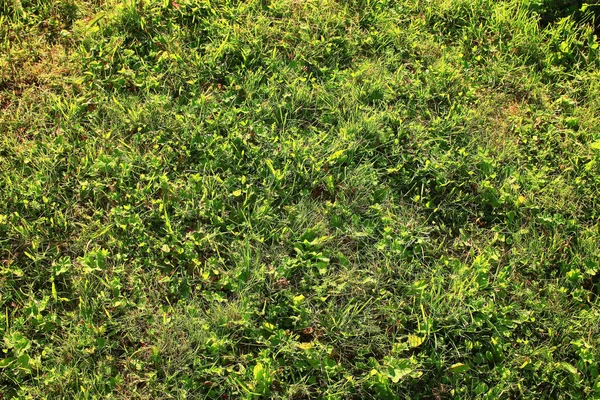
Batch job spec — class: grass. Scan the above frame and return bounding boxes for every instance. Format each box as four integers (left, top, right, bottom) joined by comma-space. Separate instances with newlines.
1, 0, 600, 398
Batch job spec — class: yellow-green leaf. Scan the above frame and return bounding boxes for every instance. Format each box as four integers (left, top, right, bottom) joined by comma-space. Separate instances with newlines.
448, 363, 470, 374
407, 334, 425, 348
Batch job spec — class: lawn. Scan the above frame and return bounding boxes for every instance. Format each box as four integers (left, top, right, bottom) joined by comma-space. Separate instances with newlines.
1, 0, 600, 398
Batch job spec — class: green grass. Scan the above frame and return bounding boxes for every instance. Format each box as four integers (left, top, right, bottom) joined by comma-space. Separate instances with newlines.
1, 0, 600, 398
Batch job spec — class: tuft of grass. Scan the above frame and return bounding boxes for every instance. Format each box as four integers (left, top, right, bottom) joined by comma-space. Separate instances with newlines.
1, 0, 600, 398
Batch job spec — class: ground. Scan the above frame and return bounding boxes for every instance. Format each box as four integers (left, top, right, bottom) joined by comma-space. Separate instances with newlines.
1, 0, 600, 398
